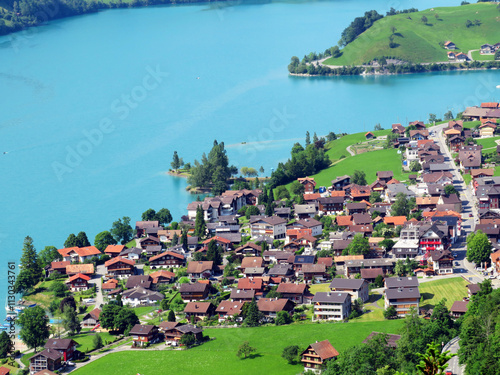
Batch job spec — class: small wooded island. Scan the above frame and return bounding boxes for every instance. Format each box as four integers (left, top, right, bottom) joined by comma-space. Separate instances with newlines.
289, 3, 500, 76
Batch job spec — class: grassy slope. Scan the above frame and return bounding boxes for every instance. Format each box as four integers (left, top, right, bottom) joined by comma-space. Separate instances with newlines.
324, 3, 500, 66
71, 320, 404, 375
476, 136, 500, 149
419, 277, 468, 310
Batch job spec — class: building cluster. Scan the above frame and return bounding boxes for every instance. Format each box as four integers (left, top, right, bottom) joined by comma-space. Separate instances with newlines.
444, 40, 500, 61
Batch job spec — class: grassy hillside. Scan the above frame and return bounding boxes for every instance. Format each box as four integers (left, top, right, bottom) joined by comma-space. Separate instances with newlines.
71, 320, 404, 375
324, 3, 500, 66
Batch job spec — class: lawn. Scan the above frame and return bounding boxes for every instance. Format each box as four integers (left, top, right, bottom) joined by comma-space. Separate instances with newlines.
419, 277, 469, 311
71, 320, 404, 375
475, 136, 500, 150
125, 239, 136, 248
323, 3, 500, 66
311, 148, 410, 187
471, 50, 496, 61
308, 283, 330, 294
326, 130, 390, 163
72, 331, 118, 352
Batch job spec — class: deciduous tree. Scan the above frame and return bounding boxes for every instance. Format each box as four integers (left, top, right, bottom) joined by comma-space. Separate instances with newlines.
110, 216, 133, 245
466, 230, 491, 265
94, 231, 117, 252
237, 341, 256, 359
17, 306, 49, 352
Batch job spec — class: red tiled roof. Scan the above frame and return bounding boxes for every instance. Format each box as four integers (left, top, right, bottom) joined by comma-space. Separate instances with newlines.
104, 245, 125, 254
67, 273, 91, 283
238, 278, 263, 290
298, 177, 317, 186
150, 251, 184, 262
58, 246, 101, 258
336, 215, 353, 227
202, 236, 231, 245
104, 256, 135, 267
383, 216, 407, 226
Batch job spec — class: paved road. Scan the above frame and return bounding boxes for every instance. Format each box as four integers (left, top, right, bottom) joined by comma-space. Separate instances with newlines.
443, 337, 464, 375
88, 264, 105, 309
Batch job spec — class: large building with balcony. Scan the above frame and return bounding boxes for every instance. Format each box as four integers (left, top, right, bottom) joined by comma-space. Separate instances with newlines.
250, 216, 286, 239
311, 292, 351, 321
384, 287, 420, 317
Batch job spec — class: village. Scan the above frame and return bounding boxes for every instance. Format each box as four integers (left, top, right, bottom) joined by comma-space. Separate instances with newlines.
6, 102, 500, 375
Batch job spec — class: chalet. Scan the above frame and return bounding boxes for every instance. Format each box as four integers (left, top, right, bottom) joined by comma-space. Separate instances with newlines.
301, 340, 339, 374
187, 261, 214, 280
230, 288, 256, 302
257, 298, 295, 320
275, 206, 292, 220
57, 246, 101, 263
250, 216, 286, 239
386, 183, 416, 203
467, 283, 481, 297
104, 244, 125, 258
157, 229, 182, 243
349, 185, 371, 201
81, 308, 101, 328
202, 236, 232, 252
332, 239, 352, 256
416, 196, 439, 211
422, 172, 453, 185
234, 242, 262, 257
377, 171, 394, 184
263, 250, 294, 265
125, 275, 152, 290
409, 129, 429, 141
48, 261, 70, 276
294, 204, 318, 219
215, 300, 245, 322
30, 349, 63, 373
293, 255, 315, 276
102, 278, 118, 293
450, 301, 469, 318
360, 268, 384, 283
479, 121, 496, 137
447, 51, 456, 60
429, 249, 453, 275
480, 43, 495, 54
365, 131, 375, 140
135, 221, 160, 237
298, 177, 317, 194
267, 264, 295, 281
276, 283, 308, 304
329, 279, 369, 302
130, 324, 159, 347
331, 175, 351, 190
369, 179, 386, 192
292, 218, 323, 236
66, 273, 90, 292
184, 302, 215, 322
43, 339, 76, 362
122, 286, 164, 307
384, 287, 420, 317
392, 123, 406, 135
104, 256, 135, 278
481, 102, 500, 109
383, 216, 406, 227
150, 270, 176, 286
137, 235, 161, 250
462, 106, 491, 120
237, 278, 265, 297
317, 196, 344, 214
162, 324, 203, 344
392, 239, 420, 259
456, 52, 468, 62
438, 194, 462, 213
119, 246, 142, 261
345, 202, 367, 215
444, 41, 456, 50
302, 264, 327, 283
149, 251, 185, 268
65, 263, 94, 277
476, 184, 500, 209
241, 257, 264, 270
312, 292, 351, 321
180, 283, 210, 302
448, 135, 465, 150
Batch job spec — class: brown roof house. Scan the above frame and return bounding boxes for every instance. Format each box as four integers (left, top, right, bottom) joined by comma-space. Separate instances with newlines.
150, 251, 185, 269
215, 300, 245, 322
187, 261, 214, 280
30, 349, 63, 373
180, 282, 210, 302
81, 308, 101, 328
104, 256, 135, 278
184, 302, 215, 322
329, 279, 369, 303
301, 340, 339, 373
129, 324, 159, 347
276, 283, 308, 304
450, 300, 469, 318
257, 298, 295, 322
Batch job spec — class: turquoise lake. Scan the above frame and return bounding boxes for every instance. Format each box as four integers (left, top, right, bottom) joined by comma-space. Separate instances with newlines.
1, 0, 500, 315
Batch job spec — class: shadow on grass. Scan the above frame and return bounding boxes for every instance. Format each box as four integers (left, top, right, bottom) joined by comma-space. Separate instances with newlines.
241, 353, 263, 360
421, 292, 434, 301
424, 23, 434, 26
367, 294, 382, 304
390, 43, 400, 49
394, 32, 404, 38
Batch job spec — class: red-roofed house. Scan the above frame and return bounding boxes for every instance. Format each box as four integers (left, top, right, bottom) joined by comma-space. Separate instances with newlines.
104, 256, 136, 278
66, 273, 91, 292
215, 301, 245, 322
365, 132, 375, 140
238, 278, 264, 296
104, 245, 125, 258
298, 177, 317, 194
301, 340, 339, 373
383, 216, 407, 227
58, 246, 101, 263
202, 236, 232, 251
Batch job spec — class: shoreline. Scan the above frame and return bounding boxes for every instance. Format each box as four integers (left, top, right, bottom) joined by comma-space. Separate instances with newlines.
290, 66, 500, 77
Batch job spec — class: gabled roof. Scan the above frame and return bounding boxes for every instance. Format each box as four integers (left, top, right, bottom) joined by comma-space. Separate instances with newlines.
104, 256, 135, 267
67, 273, 91, 283
202, 236, 231, 245
44, 338, 77, 351
298, 177, 317, 186
187, 261, 214, 274
215, 300, 244, 315
385, 287, 420, 299
50, 260, 70, 270
58, 246, 101, 258
184, 302, 213, 314
306, 340, 339, 360
336, 215, 353, 227
66, 264, 94, 274
277, 283, 307, 294
385, 276, 419, 289
129, 324, 157, 336
329, 278, 367, 290
230, 288, 256, 299
450, 300, 469, 313
150, 250, 184, 262
241, 257, 264, 269
180, 283, 208, 293
238, 278, 263, 290
312, 292, 350, 304
31, 348, 63, 361
362, 332, 401, 348
104, 245, 125, 254
257, 298, 293, 312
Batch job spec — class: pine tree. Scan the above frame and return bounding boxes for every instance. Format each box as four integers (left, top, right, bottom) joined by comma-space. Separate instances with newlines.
181, 231, 188, 250
167, 310, 176, 322
62, 305, 80, 336
64, 233, 78, 248
243, 299, 262, 327
171, 151, 181, 171
19, 236, 42, 285
76, 231, 91, 247
305, 131, 311, 146
194, 205, 206, 238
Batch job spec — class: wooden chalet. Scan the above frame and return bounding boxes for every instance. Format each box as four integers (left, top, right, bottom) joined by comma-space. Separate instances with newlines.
149, 251, 185, 268
129, 324, 159, 347
301, 340, 339, 373
104, 256, 135, 278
